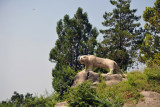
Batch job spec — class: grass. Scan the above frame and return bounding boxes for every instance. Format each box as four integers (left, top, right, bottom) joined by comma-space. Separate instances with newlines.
143, 65, 160, 92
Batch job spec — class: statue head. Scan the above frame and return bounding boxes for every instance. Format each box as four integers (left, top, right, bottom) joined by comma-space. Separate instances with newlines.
79, 55, 88, 64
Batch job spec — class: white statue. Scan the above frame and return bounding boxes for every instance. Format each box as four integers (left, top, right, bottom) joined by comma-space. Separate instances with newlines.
79, 55, 126, 77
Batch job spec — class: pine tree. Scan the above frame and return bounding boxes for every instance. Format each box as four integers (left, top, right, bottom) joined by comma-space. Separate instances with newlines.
139, 0, 160, 66
97, 0, 142, 71
49, 7, 98, 71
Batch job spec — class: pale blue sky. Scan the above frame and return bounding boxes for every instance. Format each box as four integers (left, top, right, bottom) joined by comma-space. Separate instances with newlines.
0, 0, 156, 101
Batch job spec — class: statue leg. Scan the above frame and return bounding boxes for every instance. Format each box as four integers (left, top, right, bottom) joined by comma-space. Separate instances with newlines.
107, 68, 114, 75
85, 66, 89, 72
89, 65, 93, 71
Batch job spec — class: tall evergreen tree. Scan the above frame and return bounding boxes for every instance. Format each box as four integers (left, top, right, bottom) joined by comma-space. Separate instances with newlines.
49, 7, 98, 71
49, 7, 98, 95
139, 0, 160, 66
97, 0, 142, 71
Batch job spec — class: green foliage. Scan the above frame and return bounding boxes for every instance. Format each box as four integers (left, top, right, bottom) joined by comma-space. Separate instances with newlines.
145, 53, 160, 67
24, 96, 50, 107
23, 92, 62, 107
143, 0, 160, 33
0, 92, 61, 107
97, 0, 143, 71
52, 65, 76, 96
66, 73, 144, 107
96, 80, 125, 107
10, 91, 24, 106
143, 66, 160, 93
95, 69, 159, 106
139, 33, 160, 66
66, 81, 111, 107
139, 0, 160, 66
49, 7, 98, 71
49, 7, 99, 97
0, 101, 15, 107
1, 67, 160, 106
152, 53, 160, 66
108, 49, 131, 71
127, 71, 148, 90
144, 66, 160, 80
96, 74, 144, 106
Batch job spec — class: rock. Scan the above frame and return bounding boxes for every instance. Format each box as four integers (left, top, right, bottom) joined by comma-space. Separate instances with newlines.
101, 74, 123, 86
72, 70, 88, 87
72, 70, 124, 87
137, 91, 160, 107
88, 71, 100, 83
55, 101, 68, 107
140, 91, 160, 98
123, 91, 160, 107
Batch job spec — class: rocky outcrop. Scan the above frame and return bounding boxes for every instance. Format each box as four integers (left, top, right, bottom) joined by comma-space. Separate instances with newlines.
58, 71, 160, 107
72, 70, 88, 87
101, 73, 124, 86
72, 70, 125, 87
123, 91, 160, 107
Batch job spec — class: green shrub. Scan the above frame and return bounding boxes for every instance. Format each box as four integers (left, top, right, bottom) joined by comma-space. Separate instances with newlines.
144, 66, 160, 93
144, 66, 160, 80
52, 65, 76, 96
146, 53, 160, 67
97, 87, 124, 107
127, 71, 148, 90
23, 92, 62, 107
96, 76, 126, 107
0, 92, 60, 107
67, 81, 111, 107
153, 53, 160, 66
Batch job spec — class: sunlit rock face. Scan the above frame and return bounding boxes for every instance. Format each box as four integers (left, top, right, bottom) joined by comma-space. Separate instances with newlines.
72, 70, 125, 87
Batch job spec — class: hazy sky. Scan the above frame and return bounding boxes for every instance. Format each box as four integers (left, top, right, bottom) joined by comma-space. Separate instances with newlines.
0, 0, 156, 101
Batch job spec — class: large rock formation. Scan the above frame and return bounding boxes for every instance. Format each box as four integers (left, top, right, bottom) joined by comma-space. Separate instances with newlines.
72, 70, 125, 87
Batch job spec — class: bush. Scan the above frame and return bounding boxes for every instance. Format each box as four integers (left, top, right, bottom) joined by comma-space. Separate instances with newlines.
152, 53, 160, 66
23, 96, 52, 107
0, 92, 60, 107
144, 66, 160, 80
146, 53, 160, 67
96, 75, 126, 106
66, 79, 142, 107
66, 81, 111, 107
96, 84, 125, 107
127, 71, 148, 90
52, 65, 76, 96
144, 66, 160, 92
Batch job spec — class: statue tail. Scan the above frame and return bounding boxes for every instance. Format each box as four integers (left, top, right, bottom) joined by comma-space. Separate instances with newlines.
114, 62, 126, 78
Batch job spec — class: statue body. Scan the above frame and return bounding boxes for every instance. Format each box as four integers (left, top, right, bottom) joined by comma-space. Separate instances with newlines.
79, 55, 124, 76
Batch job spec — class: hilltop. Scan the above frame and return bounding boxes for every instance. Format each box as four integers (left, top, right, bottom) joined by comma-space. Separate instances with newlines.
1, 66, 160, 107
55, 66, 160, 107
